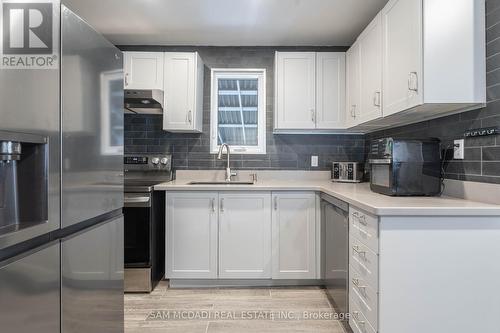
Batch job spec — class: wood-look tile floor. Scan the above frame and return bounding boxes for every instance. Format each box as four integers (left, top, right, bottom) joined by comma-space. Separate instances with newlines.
125, 281, 346, 333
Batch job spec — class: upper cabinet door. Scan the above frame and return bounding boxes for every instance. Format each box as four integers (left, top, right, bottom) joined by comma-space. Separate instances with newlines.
382, 0, 423, 116
315, 52, 346, 129
123, 52, 164, 90
275, 52, 316, 129
163, 52, 202, 132
358, 13, 383, 124
218, 192, 272, 279
345, 42, 361, 127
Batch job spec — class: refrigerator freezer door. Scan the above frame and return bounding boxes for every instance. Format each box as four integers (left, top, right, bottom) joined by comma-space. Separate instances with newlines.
61, 215, 124, 333
61, 5, 124, 228
0, 243, 60, 332
0, 1, 60, 249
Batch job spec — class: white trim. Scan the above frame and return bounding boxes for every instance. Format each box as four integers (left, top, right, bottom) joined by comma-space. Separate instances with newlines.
210, 68, 267, 154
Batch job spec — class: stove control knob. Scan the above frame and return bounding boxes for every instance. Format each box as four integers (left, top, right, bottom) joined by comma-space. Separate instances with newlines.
151, 157, 160, 165
160, 157, 169, 165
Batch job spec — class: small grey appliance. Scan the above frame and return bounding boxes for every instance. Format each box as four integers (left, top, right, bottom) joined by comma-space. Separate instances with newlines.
124, 89, 164, 114
331, 162, 364, 183
124, 154, 172, 292
369, 137, 442, 196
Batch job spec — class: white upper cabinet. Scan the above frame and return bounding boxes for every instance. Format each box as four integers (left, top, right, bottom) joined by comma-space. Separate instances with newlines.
272, 192, 317, 279
381, 0, 423, 116
358, 13, 383, 124
218, 192, 272, 279
316, 52, 346, 129
275, 52, 346, 131
163, 52, 204, 133
275, 52, 316, 130
345, 43, 361, 128
123, 52, 164, 90
381, 0, 485, 120
345, 0, 485, 130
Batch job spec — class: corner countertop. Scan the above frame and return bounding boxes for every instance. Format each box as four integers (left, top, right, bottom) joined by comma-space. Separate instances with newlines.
154, 172, 500, 216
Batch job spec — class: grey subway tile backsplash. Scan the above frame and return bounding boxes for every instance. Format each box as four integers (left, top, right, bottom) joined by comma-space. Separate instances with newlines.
122, 3, 500, 184
123, 46, 363, 172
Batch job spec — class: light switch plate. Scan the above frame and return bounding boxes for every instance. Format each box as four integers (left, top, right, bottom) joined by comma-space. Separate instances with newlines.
311, 156, 318, 167
453, 139, 464, 159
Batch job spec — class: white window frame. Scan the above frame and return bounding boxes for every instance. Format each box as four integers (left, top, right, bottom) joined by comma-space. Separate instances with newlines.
210, 68, 266, 154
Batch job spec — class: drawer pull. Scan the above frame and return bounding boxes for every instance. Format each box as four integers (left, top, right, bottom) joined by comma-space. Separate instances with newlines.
352, 245, 366, 256
352, 278, 367, 289
352, 311, 366, 326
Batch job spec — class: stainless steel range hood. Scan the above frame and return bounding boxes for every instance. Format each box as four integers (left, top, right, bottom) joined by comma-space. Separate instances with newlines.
124, 89, 164, 114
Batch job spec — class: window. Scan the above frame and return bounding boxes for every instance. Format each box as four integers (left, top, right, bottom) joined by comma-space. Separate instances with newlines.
210, 68, 266, 154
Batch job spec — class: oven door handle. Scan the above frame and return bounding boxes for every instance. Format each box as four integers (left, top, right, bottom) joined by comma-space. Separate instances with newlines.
124, 196, 151, 207
369, 158, 391, 165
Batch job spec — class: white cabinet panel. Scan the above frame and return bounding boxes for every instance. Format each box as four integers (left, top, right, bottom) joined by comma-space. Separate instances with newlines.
316, 52, 346, 129
345, 43, 361, 127
358, 13, 383, 124
163, 52, 204, 132
218, 192, 272, 279
166, 192, 218, 279
275, 52, 316, 130
381, 0, 423, 116
272, 192, 316, 279
123, 52, 164, 90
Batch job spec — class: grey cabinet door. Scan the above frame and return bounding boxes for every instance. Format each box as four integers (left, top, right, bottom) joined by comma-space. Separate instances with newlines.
0, 243, 60, 333
61, 216, 124, 333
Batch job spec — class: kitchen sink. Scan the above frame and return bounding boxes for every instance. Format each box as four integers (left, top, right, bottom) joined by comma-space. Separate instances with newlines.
187, 181, 255, 185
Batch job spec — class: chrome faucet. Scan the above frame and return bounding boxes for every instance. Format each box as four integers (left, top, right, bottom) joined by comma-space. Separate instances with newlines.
217, 143, 237, 182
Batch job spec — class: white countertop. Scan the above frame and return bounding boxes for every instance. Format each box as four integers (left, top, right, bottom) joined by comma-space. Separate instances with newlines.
154, 171, 500, 216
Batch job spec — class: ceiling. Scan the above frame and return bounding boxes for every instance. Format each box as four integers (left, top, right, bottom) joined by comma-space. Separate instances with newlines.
63, 0, 388, 46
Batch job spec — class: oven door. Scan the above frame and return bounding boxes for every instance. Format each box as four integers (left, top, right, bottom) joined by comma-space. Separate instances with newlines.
124, 193, 151, 267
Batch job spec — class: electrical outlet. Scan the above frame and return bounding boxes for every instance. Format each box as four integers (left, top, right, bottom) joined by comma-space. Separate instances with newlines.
311, 155, 318, 167
453, 139, 464, 159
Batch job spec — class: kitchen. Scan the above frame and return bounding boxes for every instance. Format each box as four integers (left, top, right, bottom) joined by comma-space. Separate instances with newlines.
1, 0, 500, 333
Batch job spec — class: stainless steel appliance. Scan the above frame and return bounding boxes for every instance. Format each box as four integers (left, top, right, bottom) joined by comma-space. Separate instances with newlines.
321, 194, 349, 323
369, 137, 441, 196
0, 3, 124, 332
124, 154, 172, 292
331, 161, 363, 183
124, 89, 164, 114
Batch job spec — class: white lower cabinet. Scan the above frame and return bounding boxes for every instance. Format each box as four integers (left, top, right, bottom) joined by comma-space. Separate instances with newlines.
272, 192, 317, 279
218, 192, 272, 279
166, 190, 318, 281
166, 192, 218, 279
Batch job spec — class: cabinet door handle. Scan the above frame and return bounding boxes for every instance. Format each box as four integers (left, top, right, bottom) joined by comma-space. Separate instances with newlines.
408, 72, 418, 92
350, 105, 356, 118
373, 91, 381, 107
273, 196, 278, 210
124, 73, 129, 87
211, 198, 216, 212
310, 109, 315, 123
188, 110, 192, 123
220, 198, 224, 212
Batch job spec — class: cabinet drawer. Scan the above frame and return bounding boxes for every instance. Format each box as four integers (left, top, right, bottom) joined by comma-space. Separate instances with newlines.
349, 236, 378, 289
349, 206, 378, 253
349, 296, 377, 333
349, 267, 378, 329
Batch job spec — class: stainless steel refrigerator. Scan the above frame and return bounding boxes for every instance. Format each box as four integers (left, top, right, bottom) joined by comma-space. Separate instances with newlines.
0, 1, 124, 332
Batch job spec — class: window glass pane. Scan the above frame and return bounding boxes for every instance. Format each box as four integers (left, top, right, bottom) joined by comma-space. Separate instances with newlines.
217, 78, 258, 146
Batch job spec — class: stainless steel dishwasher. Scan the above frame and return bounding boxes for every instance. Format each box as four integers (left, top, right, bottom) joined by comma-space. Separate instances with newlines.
321, 193, 349, 317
